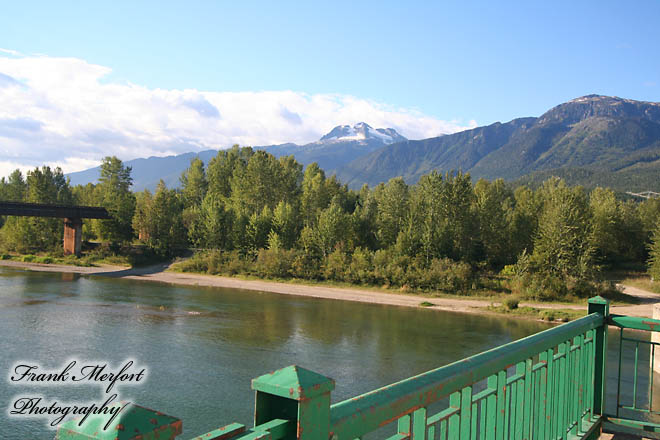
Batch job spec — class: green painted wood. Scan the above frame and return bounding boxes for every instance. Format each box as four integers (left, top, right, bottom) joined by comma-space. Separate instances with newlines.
397, 414, 410, 440
567, 337, 576, 436
534, 357, 544, 440
523, 358, 533, 440
558, 341, 567, 440
448, 392, 460, 439
485, 375, 497, 440
514, 362, 525, 440
412, 407, 426, 440
478, 400, 485, 440
544, 348, 555, 440
188, 423, 246, 440
460, 386, 472, 439
329, 314, 601, 440
252, 366, 335, 400
124, 298, 617, 440
55, 403, 182, 440
609, 314, 660, 332
508, 380, 516, 439
588, 296, 609, 418
494, 371, 506, 440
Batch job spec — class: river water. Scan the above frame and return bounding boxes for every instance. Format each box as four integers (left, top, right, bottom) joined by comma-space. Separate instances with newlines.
0, 267, 595, 439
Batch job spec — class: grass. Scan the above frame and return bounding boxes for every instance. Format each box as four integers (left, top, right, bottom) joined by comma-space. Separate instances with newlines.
0, 250, 139, 268
487, 304, 586, 322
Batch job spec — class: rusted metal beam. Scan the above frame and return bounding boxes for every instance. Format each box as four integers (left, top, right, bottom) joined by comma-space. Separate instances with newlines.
0, 201, 110, 219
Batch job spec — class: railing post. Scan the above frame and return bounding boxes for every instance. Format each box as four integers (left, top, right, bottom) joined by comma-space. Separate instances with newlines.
588, 295, 610, 418
55, 402, 182, 439
252, 365, 335, 440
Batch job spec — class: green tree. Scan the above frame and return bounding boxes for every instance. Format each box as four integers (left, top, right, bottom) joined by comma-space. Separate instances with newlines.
0, 169, 26, 201
374, 178, 409, 248
272, 201, 299, 249
530, 178, 595, 280
473, 178, 514, 267
180, 157, 208, 208
230, 151, 301, 216
94, 157, 136, 243
138, 181, 186, 256
301, 163, 330, 226
300, 199, 351, 258
0, 166, 72, 252
207, 145, 252, 198
648, 221, 660, 281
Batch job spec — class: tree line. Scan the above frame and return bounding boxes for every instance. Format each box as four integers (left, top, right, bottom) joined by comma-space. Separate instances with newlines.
1, 146, 660, 299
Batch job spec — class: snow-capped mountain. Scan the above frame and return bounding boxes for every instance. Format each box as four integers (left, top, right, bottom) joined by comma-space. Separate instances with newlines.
319, 122, 407, 144
259, 123, 407, 172
66, 123, 408, 191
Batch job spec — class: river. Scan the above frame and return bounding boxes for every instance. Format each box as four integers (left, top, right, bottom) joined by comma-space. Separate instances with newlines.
0, 267, 617, 439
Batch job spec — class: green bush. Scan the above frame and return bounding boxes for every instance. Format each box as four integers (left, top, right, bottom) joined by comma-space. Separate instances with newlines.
290, 252, 321, 280
322, 247, 349, 281
21, 255, 35, 262
346, 247, 374, 284
255, 248, 295, 278
505, 297, 519, 310
540, 310, 556, 321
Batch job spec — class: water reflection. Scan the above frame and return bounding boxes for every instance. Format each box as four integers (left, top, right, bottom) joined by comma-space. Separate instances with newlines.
0, 268, 555, 438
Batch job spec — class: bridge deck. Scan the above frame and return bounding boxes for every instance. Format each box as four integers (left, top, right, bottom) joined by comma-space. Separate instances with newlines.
0, 201, 111, 219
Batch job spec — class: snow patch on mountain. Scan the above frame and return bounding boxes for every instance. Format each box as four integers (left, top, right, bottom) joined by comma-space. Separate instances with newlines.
318, 122, 406, 144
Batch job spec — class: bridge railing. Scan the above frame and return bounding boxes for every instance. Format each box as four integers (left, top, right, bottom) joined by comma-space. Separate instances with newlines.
601, 313, 660, 436
57, 296, 655, 440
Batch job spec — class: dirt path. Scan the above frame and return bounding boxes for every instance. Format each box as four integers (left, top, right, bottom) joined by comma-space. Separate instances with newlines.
1, 260, 658, 318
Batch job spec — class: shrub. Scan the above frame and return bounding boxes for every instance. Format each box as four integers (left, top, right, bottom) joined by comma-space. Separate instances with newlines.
504, 297, 519, 310
290, 252, 321, 280
346, 247, 373, 284
541, 310, 556, 321
255, 248, 295, 278
21, 255, 35, 262
323, 247, 349, 281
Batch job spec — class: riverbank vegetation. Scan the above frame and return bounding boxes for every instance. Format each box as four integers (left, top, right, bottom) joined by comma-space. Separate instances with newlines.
1, 146, 659, 302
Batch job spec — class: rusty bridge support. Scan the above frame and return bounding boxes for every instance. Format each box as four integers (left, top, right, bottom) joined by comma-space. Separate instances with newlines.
63, 217, 82, 256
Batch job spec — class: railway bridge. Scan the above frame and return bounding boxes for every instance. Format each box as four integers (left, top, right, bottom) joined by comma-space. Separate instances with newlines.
0, 201, 110, 255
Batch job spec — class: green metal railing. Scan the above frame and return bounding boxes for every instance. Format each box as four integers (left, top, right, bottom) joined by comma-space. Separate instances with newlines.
55, 296, 660, 440
602, 314, 660, 437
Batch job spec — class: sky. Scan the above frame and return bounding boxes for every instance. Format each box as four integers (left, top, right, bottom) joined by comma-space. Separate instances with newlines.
0, 0, 659, 177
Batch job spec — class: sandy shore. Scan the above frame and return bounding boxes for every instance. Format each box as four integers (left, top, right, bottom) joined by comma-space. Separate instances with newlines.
0, 260, 657, 318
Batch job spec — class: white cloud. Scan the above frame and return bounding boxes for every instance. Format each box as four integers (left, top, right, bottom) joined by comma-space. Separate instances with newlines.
0, 52, 477, 177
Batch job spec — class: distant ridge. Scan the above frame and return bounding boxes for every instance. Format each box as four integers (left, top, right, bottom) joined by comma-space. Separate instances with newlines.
66, 150, 219, 192
335, 95, 660, 191
66, 123, 406, 191
66, 96, 660, 193
256, 122, 406, 172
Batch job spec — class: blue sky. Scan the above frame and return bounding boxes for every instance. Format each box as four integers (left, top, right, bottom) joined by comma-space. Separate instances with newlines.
0, 1, 659, 175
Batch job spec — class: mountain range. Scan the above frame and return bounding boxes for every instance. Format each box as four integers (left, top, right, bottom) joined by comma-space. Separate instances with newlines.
67, 95, 660, 192
67, 122, 407, 191
336, 95, 660, 191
